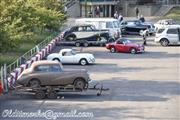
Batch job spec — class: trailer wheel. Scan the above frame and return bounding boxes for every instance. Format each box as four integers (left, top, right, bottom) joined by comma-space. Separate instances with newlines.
35, 90, 46, 99
47, 91, 57, 99
74, 79, 86, 90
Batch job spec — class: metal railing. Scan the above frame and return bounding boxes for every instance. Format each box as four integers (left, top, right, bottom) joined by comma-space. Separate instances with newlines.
4, 33, 57, 74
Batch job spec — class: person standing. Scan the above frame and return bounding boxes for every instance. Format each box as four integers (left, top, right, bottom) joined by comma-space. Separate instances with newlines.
135, 7, 139, 18
118, 13, 123, 24
114, 11, 118, 19
142, 29, 149, 45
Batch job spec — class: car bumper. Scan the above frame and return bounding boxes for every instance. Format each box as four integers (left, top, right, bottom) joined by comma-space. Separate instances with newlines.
137, 47, 145, 53
88, 58, 95, 64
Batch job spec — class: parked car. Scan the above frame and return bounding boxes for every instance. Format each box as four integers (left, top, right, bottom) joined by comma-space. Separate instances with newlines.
60, 24, 110, 47
106, 38, 145, 54
154, 19, 176, 31
120, 20, 155, 35
154, 25, 180, 46
17, 60, 91, 89
47, 49, 95, 65
75, 18, 121, 38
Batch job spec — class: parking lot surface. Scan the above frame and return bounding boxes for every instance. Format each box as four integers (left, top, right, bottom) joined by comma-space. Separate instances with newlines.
0, 36, 180, 120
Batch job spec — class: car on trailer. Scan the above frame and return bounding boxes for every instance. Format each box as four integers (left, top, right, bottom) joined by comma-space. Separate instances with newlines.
17, 60, 91, 90
59, 24, 110, 47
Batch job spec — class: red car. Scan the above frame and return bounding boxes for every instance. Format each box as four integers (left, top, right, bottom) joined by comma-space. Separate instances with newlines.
106, 38, 145, 54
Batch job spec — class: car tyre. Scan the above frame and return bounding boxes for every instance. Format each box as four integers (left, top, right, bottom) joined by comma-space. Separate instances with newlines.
47, 91, 57, 99
130, 48, 137, 54
79, 59, 88, 66
29, 79, 40, 88
74, 79, 86, 90
160, 39, 169, 47
35, 90, 46, 99
83, 42, 89, 47
75, 42, 81, 47
110, 47, 116, 53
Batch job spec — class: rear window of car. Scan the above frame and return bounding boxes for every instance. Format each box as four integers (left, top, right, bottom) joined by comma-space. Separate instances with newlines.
157, 28, 165, 33
167, 28, 178, 34
34, 64, 61, 72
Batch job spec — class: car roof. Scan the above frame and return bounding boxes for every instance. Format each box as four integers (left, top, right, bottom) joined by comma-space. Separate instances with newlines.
72, 24, 93, 27
60, 49, 72, 52
159, 25, 180, 29
31, 60, 60, 67
124, 20, 140, 22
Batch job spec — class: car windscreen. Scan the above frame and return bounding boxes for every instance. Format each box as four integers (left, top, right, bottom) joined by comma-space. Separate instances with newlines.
157, 28, 165, 33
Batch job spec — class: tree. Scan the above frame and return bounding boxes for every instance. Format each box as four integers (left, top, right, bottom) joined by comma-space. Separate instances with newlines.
0, 0, 66, 52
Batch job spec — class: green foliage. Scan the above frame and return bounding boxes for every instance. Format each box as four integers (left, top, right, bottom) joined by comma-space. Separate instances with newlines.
165, 7, 180, 21
0, 0, 66, 53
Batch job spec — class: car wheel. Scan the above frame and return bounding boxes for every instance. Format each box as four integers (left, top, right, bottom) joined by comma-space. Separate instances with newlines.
110, 47, 116, 53
75, 42, 81, 47
47, 91, 57, 99
29, 79, 40, 88
53, 58, 60, 62
74, 79, 86, 90
79, 59, 88, 66
83, 42, 89, 47
130, 48, 137, 54
160, 39, 169, 47
35, 90, 46, 99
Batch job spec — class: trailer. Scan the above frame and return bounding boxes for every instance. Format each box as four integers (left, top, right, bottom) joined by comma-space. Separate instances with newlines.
14, 82, 109, 99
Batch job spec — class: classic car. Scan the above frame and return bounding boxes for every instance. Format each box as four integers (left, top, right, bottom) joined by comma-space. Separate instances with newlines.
47, 49, 95, 65
154, 19, 176, 31
106, 38, 145, 54
17, 60, 90, 89
120, 20, 155, 35
59, 24, 110, 47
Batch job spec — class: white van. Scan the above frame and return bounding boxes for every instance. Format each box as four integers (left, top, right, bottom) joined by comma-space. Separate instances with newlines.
154, 25, 180, 46
75, 18, 121, 38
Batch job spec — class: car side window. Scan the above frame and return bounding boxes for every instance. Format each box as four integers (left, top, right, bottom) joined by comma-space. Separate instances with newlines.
34, 65, 49, 72
64, 51, 72, 56
167, 29, 178, 34
106, 22, 113, 28
49, 64, 62, 72
86, 26, 93, 31
78, 27, 83, 31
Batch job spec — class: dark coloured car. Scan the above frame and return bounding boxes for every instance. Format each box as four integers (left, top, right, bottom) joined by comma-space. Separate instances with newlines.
106, 38, 145, 54
59, 24, 110, 47
120, 20, 155, 35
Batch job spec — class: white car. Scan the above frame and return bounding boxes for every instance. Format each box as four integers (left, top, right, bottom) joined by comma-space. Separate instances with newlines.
154, 19, 176, 31
47, 49, 95, 65
154, 25, 180, 46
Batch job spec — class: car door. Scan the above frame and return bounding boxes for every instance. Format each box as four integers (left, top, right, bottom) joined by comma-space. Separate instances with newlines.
115, 40, 126, 52
166, 28, 179, 43
47, 64, 65, 86
61, 51, 75, 64
33, 65, 51, 85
